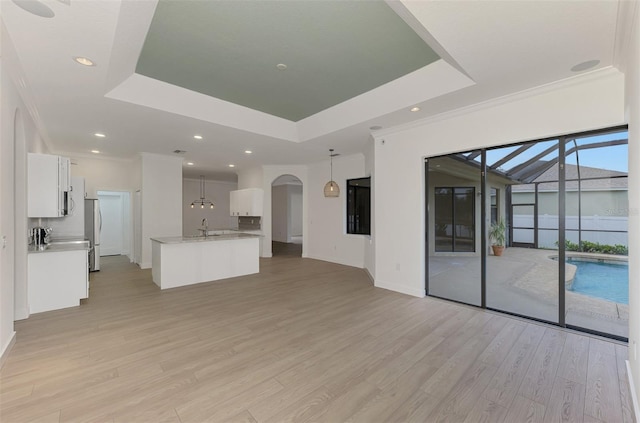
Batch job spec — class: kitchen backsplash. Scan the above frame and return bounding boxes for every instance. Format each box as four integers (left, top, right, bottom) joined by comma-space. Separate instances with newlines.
238, 216, 261, 231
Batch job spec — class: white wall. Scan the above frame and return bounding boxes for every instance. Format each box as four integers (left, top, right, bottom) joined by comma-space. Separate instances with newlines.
0, 31, 51, 361
140, 153, 183, 268
290, 185, 302, 236
363, 138, 375, 279
244, 158, 368, 266
238, 167, 263, 190
306, 154, 368, 268
69, 156, 139, 198
624, 1, 640, 407
374, 71, 626, 298
0, 55, 16, 363
182, 178, 237, 236
271, 185, 289, 243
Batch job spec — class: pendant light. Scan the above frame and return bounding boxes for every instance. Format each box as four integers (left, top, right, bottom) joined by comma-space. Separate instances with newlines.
324, 149, 340, 197
190, 175, 214, 209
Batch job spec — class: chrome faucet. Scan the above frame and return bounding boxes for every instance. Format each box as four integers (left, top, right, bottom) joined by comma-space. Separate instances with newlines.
199, 218, 209, 237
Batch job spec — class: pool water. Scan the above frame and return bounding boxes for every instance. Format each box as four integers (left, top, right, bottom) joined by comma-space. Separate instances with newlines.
568, 259, 628, 304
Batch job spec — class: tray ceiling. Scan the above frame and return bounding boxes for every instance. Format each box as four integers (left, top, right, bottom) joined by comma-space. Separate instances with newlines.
136, 0, 440, 122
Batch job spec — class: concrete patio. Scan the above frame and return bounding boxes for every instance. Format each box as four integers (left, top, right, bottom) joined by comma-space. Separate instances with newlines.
429, 247, 628, 338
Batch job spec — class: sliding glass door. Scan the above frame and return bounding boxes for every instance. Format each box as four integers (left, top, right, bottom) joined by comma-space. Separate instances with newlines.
425, 126, 629, 340
427, 155, 481, 306
484, 141, 560, 324
564, 131, 629, 338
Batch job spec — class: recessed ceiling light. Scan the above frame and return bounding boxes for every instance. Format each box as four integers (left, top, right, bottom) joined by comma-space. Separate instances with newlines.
12, 0, 54, 18
91, 150, 100, 154
73, 57, 96, 67
571, 59, 600, 72
186, 162, 194, 166
193, 135, 203, 140
276, 63, 288, 71
228, 164, 235, 168
94, 133, 106, 138
369, 125, 383, 131
244, 150, 252, 154
410, 107, 421, 112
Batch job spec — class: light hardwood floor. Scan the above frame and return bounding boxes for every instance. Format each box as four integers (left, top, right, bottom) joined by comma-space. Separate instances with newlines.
0, 255, 634, 422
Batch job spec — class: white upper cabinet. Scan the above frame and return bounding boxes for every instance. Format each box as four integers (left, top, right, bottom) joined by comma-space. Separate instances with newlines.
28, 153, 71, 218
230, 188, 264, 216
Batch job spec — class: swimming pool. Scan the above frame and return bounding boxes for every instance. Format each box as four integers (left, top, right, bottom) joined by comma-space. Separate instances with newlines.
568, 259, 629, 304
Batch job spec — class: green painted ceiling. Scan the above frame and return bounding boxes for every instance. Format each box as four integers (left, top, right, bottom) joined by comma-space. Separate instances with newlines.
136, 0, 440, 122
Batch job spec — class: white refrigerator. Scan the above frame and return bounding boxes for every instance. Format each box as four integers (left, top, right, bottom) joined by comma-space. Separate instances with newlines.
84, 199, 101, 271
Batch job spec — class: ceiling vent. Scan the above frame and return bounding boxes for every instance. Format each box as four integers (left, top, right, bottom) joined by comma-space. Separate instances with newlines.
173, 149, 187, 154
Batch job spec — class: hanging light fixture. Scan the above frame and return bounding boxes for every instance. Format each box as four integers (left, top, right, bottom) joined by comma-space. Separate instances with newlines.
324, 149, 340, 198
190, 175, 214, 209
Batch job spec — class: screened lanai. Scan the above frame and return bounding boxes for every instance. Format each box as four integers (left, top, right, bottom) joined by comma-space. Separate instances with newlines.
426, 126, 629, 339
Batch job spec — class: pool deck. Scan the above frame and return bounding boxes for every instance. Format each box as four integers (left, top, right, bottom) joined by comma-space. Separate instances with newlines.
429, 248, 628, 338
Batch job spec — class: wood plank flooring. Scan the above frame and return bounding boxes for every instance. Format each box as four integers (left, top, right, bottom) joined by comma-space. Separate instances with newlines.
0, 255, 634, 422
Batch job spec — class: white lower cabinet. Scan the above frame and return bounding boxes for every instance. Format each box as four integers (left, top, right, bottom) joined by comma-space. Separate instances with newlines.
28, 249, 88, 314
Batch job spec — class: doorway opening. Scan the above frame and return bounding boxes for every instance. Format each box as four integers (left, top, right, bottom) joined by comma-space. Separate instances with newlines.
271, 175, 303, 257
97, 191, 131, 258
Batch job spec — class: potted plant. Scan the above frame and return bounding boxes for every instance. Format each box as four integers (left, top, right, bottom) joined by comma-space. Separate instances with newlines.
489, 218, 506, 256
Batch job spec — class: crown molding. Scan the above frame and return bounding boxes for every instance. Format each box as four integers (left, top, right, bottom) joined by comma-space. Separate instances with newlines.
375, 67, 622, 139
61, 151, 139, 163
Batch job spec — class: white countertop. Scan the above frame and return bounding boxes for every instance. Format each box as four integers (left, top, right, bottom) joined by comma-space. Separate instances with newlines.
151, 233, 261, 244
28, 243, 90, 254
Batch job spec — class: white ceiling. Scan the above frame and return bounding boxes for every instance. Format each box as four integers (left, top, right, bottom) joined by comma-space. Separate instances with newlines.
1, 0, 626, 180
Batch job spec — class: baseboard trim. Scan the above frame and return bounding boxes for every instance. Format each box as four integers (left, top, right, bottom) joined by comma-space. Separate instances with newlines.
626, 360, 639, 422
364, 267, 374, 283
306, 254, 364, 269
375, 279, 425, 298
14, 306, 29, 321
0, 332, 16, 369
139, 261, 151, 269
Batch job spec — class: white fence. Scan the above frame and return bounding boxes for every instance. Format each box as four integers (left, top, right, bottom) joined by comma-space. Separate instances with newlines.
512, 214, 628, 248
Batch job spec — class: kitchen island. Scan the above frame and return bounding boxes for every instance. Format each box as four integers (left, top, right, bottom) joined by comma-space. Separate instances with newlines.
150, 233, 260, 289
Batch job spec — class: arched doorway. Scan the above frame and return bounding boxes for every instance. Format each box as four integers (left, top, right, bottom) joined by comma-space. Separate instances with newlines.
271, 174, 303, 257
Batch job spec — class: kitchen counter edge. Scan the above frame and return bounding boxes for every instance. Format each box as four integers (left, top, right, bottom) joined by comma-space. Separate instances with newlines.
151, 233, 261, 244
28, 244, 90, 254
